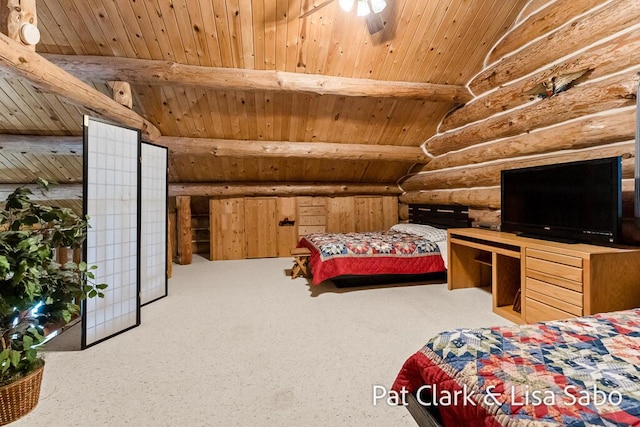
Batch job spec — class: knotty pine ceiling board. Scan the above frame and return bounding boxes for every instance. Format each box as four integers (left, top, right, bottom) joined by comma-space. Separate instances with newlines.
35, 0, 526, 83
427, 0, 522, 83
0, 153, 29, 182
0, 0, 529, 188
132, 84, 454, 144
0, 152, 81, 185
0, 79, 82, 135
167, 155, 412, 183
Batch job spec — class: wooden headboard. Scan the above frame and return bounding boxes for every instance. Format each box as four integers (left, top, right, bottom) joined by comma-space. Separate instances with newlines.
408, 204, 471, 229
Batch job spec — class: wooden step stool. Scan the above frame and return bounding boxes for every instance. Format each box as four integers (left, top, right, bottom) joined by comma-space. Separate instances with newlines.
291, 247, 311, 279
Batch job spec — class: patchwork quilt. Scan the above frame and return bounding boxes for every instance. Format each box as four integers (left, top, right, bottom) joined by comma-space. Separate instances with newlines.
297, 230, 445, 284
392, 309, 640, 426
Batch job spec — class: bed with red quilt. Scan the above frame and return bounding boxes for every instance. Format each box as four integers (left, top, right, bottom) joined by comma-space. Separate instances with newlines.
392, 308, 640, 426
296, 228, 447, 285
294, 204, 470, 286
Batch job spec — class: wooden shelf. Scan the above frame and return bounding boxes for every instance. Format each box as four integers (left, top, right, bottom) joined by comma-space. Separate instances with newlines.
494, 305, 522, 324
474, 254, 492, 266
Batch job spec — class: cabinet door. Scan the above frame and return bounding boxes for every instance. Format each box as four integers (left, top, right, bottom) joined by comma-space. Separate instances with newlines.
355, 197, 384, 232
245, 198, 278, 258
210, 198, 245, 260
276, 197, 298, 257
326, 197, 355, 233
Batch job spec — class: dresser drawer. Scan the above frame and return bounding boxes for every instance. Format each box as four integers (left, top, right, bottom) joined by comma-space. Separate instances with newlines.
525, 269, 583, 292
525, 277, 582, 316
526, 248, 582, 268
525, 298, 576, 323
526, 257, 583, 283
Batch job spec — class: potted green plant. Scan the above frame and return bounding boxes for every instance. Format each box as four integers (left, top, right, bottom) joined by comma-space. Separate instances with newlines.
0, 180, 106, 425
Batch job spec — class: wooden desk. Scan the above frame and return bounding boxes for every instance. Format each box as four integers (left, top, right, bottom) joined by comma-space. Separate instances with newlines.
448, 228, 640, 324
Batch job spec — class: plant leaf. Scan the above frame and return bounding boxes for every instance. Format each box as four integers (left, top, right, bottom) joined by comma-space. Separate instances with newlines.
9, 350, 20, 368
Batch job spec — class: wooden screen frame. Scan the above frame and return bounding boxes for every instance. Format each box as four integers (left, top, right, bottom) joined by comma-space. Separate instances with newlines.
82, 116, 141, 349
140, 142, 169, 306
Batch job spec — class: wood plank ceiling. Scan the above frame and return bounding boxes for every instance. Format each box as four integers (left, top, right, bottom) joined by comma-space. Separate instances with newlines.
0, 0, 527, 190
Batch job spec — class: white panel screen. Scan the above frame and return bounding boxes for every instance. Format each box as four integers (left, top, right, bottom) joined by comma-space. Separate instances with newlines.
140, 143, 168, 305
83, 117, 140, 348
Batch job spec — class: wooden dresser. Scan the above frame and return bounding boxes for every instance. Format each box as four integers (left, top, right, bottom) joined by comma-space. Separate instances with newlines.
447, 228, 640, 324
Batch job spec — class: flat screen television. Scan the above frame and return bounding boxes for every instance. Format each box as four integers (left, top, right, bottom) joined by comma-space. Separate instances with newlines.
501, 156, 622, 245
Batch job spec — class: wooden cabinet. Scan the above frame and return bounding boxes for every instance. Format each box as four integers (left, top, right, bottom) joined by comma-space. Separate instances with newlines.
244, 198, 278, 258
297, 197, 327, 239
208, 195, 399, 260
209, 198, 246, 260
276, 198, 298, 257
524, 248, 584, 322
448, 228, 640, 324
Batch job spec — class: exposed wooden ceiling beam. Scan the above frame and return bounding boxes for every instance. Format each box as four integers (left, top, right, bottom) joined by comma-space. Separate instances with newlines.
0, 134, 429, 163
37, 54, 472, 103
169, 183, 402, 197
0, 183, 82, 200
157, 136, 429, 162
0, 182, 401, 199
0, 134, 82, 154
0, 34, 161, 141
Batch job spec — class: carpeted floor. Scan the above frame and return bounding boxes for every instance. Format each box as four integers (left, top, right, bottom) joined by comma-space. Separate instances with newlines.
17, 256, 511, 426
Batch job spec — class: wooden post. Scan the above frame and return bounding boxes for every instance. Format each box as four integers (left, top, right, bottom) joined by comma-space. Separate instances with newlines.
72, 247, 81, 264
56, 247, 69, 265
3, 0, 38, 52
176, 196, 192, 265
108, 81, 133, 109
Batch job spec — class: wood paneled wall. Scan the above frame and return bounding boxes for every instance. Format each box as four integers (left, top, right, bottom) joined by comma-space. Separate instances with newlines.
205, 195, 398, 260
399, 0, 640, 242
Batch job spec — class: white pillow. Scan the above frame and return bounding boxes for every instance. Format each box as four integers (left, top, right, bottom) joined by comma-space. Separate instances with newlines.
390, 223, 447, 242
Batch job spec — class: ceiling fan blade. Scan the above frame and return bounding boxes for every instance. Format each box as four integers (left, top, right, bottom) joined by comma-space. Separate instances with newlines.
365, 12, 385, 34
299, 0, 336, 19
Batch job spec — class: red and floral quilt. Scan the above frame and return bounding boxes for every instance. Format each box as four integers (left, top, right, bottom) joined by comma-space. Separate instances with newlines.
297, 230, 445, 284
392, 308, 640, 426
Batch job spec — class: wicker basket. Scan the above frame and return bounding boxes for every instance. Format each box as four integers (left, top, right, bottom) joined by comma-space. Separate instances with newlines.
0, 363, 44, 426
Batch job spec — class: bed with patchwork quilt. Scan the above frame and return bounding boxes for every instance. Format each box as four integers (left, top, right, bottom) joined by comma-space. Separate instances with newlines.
392, 308, 640, 426
296, 224, 447, 285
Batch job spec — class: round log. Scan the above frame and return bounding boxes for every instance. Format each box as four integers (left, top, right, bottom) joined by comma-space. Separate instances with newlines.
426, 71, 638, 157
169, 182, 402, 197
400, 187, 501, 209
488, 0, 608, 65
443, 29, 640, 132
404, 141, 635, 191
429, 108, 635, 171
470, 0, 640, 95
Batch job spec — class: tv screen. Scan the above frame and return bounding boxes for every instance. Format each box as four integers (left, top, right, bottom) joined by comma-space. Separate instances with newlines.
501, 157, 622, 245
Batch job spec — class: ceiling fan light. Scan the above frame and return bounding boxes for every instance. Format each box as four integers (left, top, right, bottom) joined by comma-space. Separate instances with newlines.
19, 23, 40, 46
339, 0, 355, 12
370, 0, 387, 14
356, 0, 371, 16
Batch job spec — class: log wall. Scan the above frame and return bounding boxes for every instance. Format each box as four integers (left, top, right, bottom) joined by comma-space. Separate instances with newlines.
400, 0, 640, 242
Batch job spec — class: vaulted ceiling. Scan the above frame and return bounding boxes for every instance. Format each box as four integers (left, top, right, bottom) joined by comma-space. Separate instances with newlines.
0, 0, 528, 191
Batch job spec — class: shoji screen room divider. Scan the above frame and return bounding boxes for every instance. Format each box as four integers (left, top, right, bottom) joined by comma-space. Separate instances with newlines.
82, 117, 168, 348
140, 142, 169, 305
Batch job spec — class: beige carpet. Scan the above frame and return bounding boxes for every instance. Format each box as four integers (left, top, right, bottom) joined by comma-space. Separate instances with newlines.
17, 256, 511, 427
